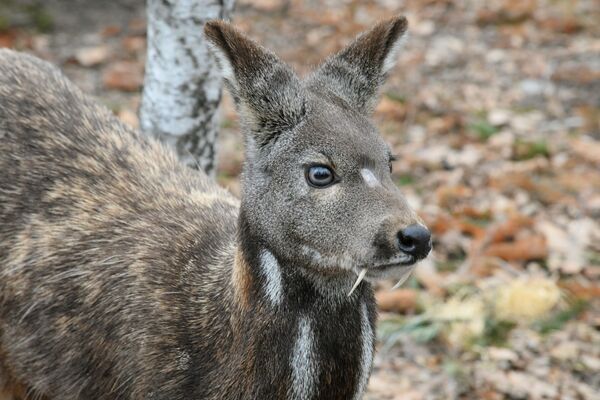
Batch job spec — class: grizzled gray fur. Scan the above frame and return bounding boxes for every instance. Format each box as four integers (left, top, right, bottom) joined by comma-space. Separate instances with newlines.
0, 16, 430, 400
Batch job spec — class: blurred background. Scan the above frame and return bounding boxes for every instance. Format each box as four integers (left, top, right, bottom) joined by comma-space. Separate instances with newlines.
1, 0, 598, 398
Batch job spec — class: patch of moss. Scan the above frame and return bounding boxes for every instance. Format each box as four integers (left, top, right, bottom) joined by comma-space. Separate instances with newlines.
0, 1, 53, 33
587, 250, 600, 265
24, 3, 53, 33
220, 117, 237, 129
436, 258, 463, 273
464, 215, 492, 227
396, 174, 415, 186
443, 358, 469, 388
533, 300, 587, 334
513, 139, 550, 160
378, 314, 442, 350
0, 14, 9, 31
384, 91, 406, 103
473, 318, 516, 347
469, 119, 499, 141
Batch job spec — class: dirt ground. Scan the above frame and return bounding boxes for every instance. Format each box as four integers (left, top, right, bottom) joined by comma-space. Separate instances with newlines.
1, 0, 599, 398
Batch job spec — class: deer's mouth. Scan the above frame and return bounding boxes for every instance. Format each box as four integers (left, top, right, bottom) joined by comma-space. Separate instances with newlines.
367, 252, 416, 273
347, 255, 418, 296
365, 258, 415, 281
373, 254, 416, 269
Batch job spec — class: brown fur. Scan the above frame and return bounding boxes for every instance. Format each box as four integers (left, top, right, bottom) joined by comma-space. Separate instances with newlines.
0, 49, 238, 399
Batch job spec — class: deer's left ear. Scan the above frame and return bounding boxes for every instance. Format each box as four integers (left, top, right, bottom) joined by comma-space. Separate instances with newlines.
308, 16, 408, 114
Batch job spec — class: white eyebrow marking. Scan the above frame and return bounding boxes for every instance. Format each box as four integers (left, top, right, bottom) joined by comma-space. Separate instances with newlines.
360, 168, 381, 188
259, 249, 283, 306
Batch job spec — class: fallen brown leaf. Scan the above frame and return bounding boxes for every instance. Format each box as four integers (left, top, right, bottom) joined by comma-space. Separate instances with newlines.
101, 25, 121, 38
74, 45, 110, 67
457, 220, 486, 239
476, 0, 537, 24
0, 30, 17, 48
102, 61, 144, 92
423, 212, 455, 236
552, 66, 600, 85
559, 281, 600, 301
117, 108, 139, 129
122, 36, 146, 55
436, 185, 473, 210
489, 215, 533, 243
469, 257, 502, 278
537, 16, 583, 34
570, 138, 600, 164
374, 97, 406, 121
484, 234, 547, 261
375, 289, 418, 313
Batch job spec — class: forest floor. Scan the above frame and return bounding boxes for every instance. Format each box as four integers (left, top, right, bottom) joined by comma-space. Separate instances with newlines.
1, 0, 599, 398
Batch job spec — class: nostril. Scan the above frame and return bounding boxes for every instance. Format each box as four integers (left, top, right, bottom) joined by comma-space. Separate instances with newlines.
397, 224, 432, 258
397, 231, 416, 252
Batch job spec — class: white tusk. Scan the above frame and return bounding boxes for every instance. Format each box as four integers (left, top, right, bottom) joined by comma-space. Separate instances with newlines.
391, 266, 415, 290
348, 268, 368, 297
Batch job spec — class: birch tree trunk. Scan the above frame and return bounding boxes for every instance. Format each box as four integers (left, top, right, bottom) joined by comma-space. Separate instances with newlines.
140, 0, 235, 177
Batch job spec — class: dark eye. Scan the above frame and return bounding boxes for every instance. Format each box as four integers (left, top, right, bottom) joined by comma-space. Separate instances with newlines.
389, 154, 398, 173
306, 165, 335, 187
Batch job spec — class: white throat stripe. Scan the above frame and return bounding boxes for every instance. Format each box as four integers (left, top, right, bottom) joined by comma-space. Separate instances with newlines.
259, 249, 283, 306
291, 316, 319, 400
353, 302, 374, 400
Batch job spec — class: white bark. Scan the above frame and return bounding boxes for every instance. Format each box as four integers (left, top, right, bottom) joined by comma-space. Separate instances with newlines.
140, 0, 235, 176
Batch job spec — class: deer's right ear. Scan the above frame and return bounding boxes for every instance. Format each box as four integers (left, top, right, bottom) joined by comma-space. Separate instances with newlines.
204, 21, 306, 147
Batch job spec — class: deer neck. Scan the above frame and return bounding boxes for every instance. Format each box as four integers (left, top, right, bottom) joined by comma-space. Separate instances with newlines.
225, 209, 376, 399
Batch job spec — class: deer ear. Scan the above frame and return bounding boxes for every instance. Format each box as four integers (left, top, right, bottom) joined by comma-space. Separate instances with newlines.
204, 21, 306, 146
309, 16, 408, 114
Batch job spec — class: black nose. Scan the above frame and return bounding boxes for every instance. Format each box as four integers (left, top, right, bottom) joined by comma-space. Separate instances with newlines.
397, 224, 432, 259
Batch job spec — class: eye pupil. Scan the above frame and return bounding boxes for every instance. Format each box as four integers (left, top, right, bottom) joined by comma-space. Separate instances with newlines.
307, 165, 335, 187
313, 168, 329, 180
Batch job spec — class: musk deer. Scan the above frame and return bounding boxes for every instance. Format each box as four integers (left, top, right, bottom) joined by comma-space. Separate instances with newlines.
0, 16, 431, 400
